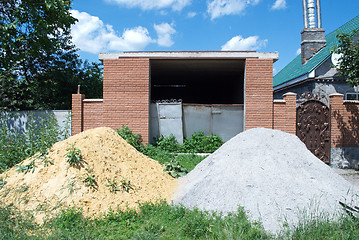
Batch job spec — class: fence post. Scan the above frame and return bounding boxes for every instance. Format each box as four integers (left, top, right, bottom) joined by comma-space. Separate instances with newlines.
283, 92, 297, 135
329, 93, 344, 148
72, 94, 85, 135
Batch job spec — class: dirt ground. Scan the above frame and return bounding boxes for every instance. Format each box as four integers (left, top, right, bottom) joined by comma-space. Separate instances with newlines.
333, 168, 359, 187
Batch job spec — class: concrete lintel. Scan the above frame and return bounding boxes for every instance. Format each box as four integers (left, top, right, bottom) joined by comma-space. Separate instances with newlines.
283, 92, 297, 96
99, 51, 279, 61
83, 99, 104, 103
273, 99, 286, 103
329, 93, 344, 97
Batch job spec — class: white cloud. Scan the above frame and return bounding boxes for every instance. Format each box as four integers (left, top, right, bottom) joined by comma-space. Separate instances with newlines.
221, 35, 267, 51
207, 0, 260, 20
154, 23, 176, 47
106, 0, 191, 11
296, 48, 301, 55
271, 0, 286, 10
70, 10, 153, 53
187, 11, 197, 18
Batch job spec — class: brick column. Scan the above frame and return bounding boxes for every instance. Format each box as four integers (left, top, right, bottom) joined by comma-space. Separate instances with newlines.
245, 58, 273, 129
71, 94, 85, 135
283, 92, 297, 135
103, 58, 150, 143
329, 93, 344, 147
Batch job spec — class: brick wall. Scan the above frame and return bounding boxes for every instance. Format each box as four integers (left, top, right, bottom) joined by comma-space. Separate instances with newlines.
71, 94, 84, 135
83, 99, 104, 130
245, 58, 273, 129
103, 58, 150, 142
273, 92, 297, 134
330, 93, 359, 148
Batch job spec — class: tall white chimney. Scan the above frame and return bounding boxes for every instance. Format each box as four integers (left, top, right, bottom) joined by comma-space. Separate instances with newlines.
301, 0, 326, 64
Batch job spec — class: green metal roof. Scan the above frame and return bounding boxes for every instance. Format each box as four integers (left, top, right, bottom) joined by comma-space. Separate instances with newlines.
273, 15, 359, 87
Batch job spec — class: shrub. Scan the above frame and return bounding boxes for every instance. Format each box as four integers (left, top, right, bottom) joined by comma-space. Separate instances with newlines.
116, 125, 144, 152
0, 112, 63, 173
65, 144, 83, 167
154, 131, 223, 153
182, 131, 223, 153
154, 134, 180, 152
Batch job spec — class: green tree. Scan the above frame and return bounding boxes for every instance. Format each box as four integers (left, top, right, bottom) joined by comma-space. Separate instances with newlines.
0, 0, 103, 110
334, 30, 359, 87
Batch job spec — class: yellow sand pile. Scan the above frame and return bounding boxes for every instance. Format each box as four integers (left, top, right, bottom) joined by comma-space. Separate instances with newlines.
0, 127, 177, 222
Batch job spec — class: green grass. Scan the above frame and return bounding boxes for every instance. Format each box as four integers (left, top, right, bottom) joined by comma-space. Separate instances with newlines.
175, 154, 207, 172
1, 201, 358, 239
0, 201, 271, 239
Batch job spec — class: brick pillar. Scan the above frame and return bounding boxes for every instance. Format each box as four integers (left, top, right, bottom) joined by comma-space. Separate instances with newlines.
72, 94, 85, 135
245, 58, 273, 129
103, 58, 150, 143
283, 92, 297, 135
329, 93, 344, 147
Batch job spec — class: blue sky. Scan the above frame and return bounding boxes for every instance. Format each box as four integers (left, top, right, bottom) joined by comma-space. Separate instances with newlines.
70, 0, 359, 74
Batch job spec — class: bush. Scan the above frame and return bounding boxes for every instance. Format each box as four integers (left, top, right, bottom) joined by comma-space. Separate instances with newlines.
155, 131, 223, 153
154, 134, 180, 152
0, 112, 63, 173
116, 125, 144, 152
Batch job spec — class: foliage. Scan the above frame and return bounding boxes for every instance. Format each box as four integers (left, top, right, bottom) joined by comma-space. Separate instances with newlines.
154, 134, 180, 152
65, 144, 83, 167
40, 201, 270, 239
278, 212, 359, 239
141, 144, 175, 164
155, 131, 223, 153
83, 174, 97, 189
119, 178, 135, 193
176, 154, 206, 172
1, 199, 359, 239
116, 125, 144, 152
0, 0, 103, 110
0, 205, 38, 239
163, 159, 188, 178
105, 178, 120, 193
116, 126, 209, 178
182, 131, 223, 153
334, 30, 359, 87
16, 160, 36, 174
0, 112, 64, 173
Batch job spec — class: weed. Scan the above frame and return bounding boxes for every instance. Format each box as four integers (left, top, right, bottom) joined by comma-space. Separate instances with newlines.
116, 125, 144, 152
154, 134, 180, 152
120, 178, 135, 193
0, 112, 62, 173
16, 160, 36, 174
66, 179, 78, 195
41, 156, 54, 167
175, 154, 206, 172
163, 159, 188, 178
83, 174, 97, 189
65, 144, 83, 167
105, 178, 120, 192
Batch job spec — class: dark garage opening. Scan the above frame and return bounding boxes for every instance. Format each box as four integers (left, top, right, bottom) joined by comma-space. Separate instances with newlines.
150, 59, 245, 104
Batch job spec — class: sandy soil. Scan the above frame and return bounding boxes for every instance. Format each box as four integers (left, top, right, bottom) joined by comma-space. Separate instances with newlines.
0, 127, 177, 222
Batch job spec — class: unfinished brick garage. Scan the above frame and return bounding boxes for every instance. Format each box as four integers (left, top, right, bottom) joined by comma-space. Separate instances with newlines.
72, 51, 278, 143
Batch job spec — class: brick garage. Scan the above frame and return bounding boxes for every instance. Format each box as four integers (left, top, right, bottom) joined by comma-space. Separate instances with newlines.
72, 51, 278, 142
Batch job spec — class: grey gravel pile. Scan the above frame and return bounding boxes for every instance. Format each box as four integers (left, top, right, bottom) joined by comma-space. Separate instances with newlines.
171, 128, 358, 233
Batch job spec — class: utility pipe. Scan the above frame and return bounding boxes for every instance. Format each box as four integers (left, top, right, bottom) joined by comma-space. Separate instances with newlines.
302, 0, 308, 28
316, 0, 322, 28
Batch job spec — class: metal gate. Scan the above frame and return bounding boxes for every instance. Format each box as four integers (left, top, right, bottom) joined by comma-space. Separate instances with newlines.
296, 100, 331, 164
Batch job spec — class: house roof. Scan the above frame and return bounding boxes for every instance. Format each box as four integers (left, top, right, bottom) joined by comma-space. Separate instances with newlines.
273, 15, 359, 88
